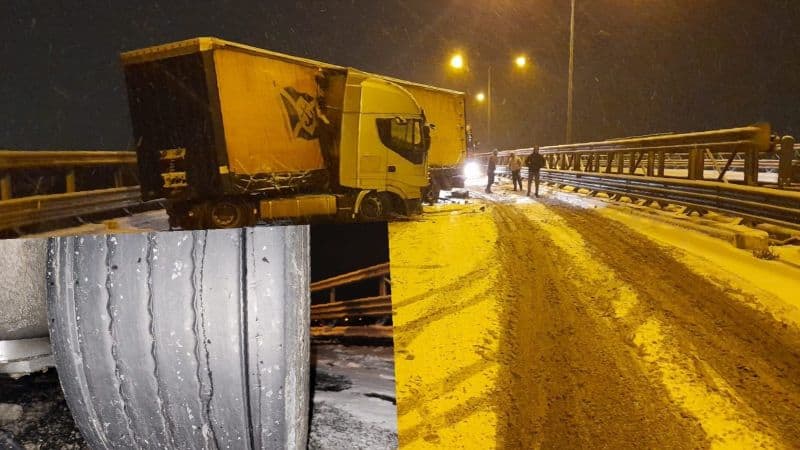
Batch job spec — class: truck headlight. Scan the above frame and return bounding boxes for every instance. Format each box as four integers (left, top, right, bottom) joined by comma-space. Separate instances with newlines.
463, 161, 481, 179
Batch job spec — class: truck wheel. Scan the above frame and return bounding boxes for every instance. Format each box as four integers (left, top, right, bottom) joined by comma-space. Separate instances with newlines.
357, 193, 384, 221
47, 227, 310, 450
166, 202, 207, 230
424, 186, 441, 205
209, 200, 253, 228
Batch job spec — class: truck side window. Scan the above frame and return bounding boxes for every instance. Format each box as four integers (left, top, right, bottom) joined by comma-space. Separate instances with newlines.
376, 118, 426, 164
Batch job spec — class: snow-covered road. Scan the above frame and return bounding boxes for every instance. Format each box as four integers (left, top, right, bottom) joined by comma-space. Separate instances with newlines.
389, 178, 800, 448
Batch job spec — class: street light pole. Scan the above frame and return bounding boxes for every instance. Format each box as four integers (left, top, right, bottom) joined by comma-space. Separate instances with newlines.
566, 0, 576, 144
487, 65, 492, 147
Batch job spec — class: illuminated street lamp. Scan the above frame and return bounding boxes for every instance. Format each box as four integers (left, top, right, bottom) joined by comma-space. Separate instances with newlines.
448, 51, 530, 148
449, 53, 465, 70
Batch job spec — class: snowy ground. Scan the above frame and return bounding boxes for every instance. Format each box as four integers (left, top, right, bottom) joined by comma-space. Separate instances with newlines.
389, 175, 800, 448
23, 209, 170, 238
309, 344, 397, 449
0, 343, 397, 449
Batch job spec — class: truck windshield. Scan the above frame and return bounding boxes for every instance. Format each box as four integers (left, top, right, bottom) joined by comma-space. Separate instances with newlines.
376, 117, 426, 164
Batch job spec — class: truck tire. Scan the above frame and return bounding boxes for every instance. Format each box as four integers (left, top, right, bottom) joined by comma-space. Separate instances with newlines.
166, 202, 208, 230
208, 200, 255, 229
46, 227, 310, 450
357, 192, 385, 221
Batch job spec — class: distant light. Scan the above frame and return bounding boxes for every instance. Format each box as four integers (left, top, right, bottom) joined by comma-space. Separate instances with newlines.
464, 161, 482, 179
449, 53, 465, 70
515, 55, 527, 68
475, 92, 486, 102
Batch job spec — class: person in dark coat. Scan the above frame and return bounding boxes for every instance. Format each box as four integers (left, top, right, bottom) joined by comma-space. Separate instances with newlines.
486, 150, 498, 193
525, 146, 546, 197
508, 152, 523, 191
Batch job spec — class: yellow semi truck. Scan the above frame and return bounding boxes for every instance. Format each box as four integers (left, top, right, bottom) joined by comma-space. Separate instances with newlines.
121, 37, 466, 228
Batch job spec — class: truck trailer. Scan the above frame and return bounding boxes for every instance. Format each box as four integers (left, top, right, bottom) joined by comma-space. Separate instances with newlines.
121, 37, 466, 228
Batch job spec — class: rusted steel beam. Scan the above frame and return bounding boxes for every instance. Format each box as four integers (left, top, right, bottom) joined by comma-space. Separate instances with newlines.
0, 150, 136, 170
310, 263, 391, 292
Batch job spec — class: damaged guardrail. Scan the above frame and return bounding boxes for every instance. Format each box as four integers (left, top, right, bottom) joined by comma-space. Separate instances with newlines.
310, 262, 392, 339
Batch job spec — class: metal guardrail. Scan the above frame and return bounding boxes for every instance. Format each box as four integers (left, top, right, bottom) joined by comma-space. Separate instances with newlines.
0, 150, 136, 170
310, 263, 392, 340
310, 325, 393, 339
476, 125, 798, 188
471, 125, 800, 230
310, 262, 391, 294
541, 170, 800, 229
311, 295, 392, 320
0, 150, 144, 232
0, 186, 145, 231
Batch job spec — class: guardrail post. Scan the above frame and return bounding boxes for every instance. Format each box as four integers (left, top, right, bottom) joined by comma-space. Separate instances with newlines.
743, 143, 759, 186
65, 169, 76, 193
379, 277, 387, 296
0, 173, 11, 200
646, 151, 655, 176
573, 152, 582, 171
329, 287, 336, 303
114, 168, 124, 188
778, 135, 795, 188
688, 146, 704, 180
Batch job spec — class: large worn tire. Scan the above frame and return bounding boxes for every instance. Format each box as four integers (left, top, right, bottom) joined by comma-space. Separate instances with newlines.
46, 227, 310, 450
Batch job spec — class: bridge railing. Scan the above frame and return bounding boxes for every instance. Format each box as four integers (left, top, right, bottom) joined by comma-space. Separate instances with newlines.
469, 125, 800, 229
473, 125, 798, 188
0, 150, 144, 232
310, 262, 392, 339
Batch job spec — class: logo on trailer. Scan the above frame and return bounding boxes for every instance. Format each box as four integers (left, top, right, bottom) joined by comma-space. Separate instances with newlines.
280, 87, 319, 140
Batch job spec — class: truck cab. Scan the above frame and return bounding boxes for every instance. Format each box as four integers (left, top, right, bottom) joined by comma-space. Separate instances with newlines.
338, 72, 429, 218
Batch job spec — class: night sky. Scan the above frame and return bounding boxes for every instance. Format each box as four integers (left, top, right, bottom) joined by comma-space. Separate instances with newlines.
1, 0, 799, 150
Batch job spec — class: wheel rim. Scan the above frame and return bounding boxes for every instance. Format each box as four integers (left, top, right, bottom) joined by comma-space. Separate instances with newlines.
210, 202, 240, 227
360, 196, 383, 220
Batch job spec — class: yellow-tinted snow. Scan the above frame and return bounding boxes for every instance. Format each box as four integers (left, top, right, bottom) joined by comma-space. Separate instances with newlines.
390, 204, 501, 448
389, 184, 800, 449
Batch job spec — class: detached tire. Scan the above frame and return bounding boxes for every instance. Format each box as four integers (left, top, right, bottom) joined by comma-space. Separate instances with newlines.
47, 227, 310, 450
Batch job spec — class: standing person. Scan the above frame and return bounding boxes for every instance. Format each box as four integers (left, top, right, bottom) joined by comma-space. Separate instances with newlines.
525, 146, 546, 197
486, 150, 498, 193
508, 152, 523, 191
